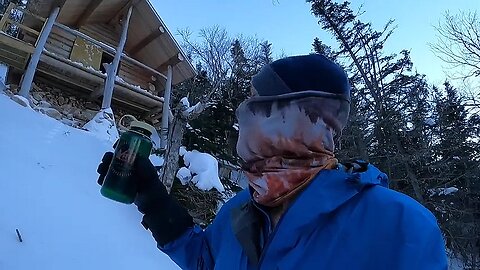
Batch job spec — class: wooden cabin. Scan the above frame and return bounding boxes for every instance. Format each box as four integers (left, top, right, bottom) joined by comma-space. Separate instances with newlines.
0, 0, 195, 120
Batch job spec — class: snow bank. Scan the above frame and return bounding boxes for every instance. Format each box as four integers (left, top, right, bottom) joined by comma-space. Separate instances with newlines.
150, 127, 161, 149
176, 167, 192, 185
448, 254, 465, 270
0, 93, 179, 270
150, 154, 165, 167
83, 108, 119, 143
180, 97, 190, 108
11, 95, 31, 108
178, 147, 224, 192
0, 63, 7, 82
0, 63, 7, 91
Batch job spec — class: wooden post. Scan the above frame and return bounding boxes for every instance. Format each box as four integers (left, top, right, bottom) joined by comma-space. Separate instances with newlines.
160, 108, 187, 193
101, 5, 133, 109
160, 65, 173, 149
18, 6, 60, 98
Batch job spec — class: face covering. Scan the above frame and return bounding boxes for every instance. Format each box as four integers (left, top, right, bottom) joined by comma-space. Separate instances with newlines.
236, 92, 349, 207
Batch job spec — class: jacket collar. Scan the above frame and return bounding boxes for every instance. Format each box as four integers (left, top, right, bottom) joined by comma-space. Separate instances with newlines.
276, 164, 388, 232
231, 164, 388, 265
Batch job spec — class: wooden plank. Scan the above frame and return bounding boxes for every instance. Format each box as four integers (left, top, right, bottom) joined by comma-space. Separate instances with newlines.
38, 69, 106, 100
50, 31, 75, 45
0, 52, 27, 64
41, 50, 105, 79
0, 33, 35, 54
118, 74, 147, 90
0, 44, 29, 59
74, 0, 105, 28
0, 57, 24, 70
45, 40, 71, 53
80, 24, 118, 47
120, 73, 150, 87
0, 47, 28, 64
22, 31, 37, 44
120, 61, 149, 76
119, 67, 149, 81
13, 21, 40, 36
53, 21, 168, 80
0, 3, 15, 32
45, 40, 70, 52
51, 27, 76, 41
123, 73, 150, 87
119, 64, 150, 84
19, 8, 46, 22
157, 53, 184, 72
108, 0, 141, 24
37, 57, 161, 112
89, 84, 104, 99
90, 24, 118, 44
129, 26, 165, 56
44, 31, 75, 58
44, 44, 70, 58
45, 43, 72, 56
118, 69, 139, 81
47, 34, 74, 48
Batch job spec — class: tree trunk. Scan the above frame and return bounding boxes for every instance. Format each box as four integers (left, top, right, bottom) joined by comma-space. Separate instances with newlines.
159, 109, 187, 193
393, 133, 424, 203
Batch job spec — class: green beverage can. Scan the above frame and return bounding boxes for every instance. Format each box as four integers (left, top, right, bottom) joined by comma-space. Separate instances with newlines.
101, 115, 156, 204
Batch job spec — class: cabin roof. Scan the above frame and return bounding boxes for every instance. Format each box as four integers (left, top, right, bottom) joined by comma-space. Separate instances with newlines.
29, 0, 195, 85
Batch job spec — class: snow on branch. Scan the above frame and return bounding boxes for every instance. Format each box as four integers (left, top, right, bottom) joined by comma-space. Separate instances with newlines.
428, 187, 459, 197
181, 81, 221, 120
177, 147, 224, 192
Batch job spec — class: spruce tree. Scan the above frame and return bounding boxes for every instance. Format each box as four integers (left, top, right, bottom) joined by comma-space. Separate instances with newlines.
430, 82, 480, 267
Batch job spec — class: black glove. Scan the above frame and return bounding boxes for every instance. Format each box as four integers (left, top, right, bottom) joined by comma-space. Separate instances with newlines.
342, 160, 369, 173
97, 152, 194, 246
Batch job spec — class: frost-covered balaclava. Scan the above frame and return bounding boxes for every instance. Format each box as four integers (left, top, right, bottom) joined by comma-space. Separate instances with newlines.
236, 54, 351, 207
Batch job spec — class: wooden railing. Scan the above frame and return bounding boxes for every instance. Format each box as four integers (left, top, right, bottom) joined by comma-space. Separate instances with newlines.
52, 22, 167, 80
0, 3, 47, 69
0, 3, 45, 45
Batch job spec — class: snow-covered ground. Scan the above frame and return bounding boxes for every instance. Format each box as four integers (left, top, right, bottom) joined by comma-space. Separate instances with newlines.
448, 254, 465, 270
0, 93, 180, 269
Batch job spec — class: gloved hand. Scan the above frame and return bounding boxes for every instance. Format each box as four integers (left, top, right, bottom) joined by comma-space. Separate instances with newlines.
96, 152, 165, 209
97, 152, 194, 246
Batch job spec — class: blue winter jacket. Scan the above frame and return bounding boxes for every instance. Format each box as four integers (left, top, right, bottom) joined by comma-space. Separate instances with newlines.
161, 165, 448, 270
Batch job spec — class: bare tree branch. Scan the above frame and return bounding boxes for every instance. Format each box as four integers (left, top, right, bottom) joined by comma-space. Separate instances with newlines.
430, 11, 480, 79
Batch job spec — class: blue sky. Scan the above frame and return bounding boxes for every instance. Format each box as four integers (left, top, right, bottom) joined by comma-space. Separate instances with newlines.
151, 0, 478, 86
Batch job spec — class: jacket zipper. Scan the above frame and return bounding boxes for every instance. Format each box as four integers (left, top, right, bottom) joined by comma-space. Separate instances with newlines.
254, 203, 289, 269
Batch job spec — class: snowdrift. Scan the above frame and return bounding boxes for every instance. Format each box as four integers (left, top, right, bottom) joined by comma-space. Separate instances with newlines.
0, 93, 179, 269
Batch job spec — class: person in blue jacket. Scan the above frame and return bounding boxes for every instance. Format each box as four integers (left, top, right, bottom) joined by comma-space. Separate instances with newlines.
97, 54, 448, 269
